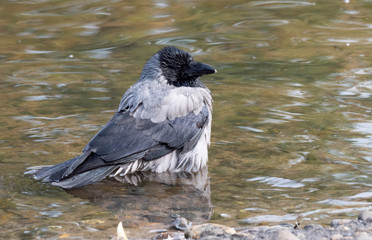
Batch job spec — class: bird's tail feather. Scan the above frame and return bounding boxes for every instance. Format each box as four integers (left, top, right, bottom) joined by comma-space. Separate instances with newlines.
51, 165, 117, 188
26, 152, 117, 189
31, 156, 79, 182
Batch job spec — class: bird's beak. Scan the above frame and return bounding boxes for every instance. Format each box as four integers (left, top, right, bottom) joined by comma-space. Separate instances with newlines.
186, 61, 217, 77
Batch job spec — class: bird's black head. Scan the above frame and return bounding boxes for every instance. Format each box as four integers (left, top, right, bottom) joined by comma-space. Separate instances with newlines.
158, 46, 216, 87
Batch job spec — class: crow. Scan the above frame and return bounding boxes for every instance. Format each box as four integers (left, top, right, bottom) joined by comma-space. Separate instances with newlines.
27, 46, 216, 189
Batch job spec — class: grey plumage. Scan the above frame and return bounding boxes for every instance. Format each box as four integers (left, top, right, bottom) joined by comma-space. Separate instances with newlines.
27, 46, 216, 188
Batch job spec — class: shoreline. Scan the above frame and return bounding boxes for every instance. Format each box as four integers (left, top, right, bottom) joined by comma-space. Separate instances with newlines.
148, 209, 372, 240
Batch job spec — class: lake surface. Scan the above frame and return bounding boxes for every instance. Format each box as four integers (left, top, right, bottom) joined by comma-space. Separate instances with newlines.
1, 0, 372, 239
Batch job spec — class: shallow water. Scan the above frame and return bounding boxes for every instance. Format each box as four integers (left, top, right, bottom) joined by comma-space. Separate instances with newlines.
1, 0, 372, 239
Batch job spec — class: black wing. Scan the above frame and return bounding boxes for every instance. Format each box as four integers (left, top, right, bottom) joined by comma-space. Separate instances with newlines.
33, 105, 209, 188
88, 104, 208, 161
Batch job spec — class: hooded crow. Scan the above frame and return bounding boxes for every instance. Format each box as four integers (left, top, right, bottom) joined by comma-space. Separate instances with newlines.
28, 46, 216, 188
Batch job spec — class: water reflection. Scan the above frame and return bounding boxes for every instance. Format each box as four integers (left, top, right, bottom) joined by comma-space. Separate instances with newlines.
67, 168, 212, 228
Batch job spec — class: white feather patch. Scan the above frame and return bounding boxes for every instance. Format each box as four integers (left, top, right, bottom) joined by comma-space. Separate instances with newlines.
111, 116, 211, 177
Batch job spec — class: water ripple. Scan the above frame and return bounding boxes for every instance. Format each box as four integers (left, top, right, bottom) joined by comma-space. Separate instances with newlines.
233, 19, 290, 28
83, 47, 115, 59
24, 49, 56, 54
339, 85, 372, 98
315, 20, 372, 30
328, 207, 371, 214
13, 114, 78, 122
249, 0, 315, 9
21, 2, 111, 16
351, 68, 372, 75
286, 89, 310, 99
237, 126, 264, 133
148, 27, 178, 35
243, 207, 268, 212
325, 38, 372, 45
39, 210, 63, 218
154, 37, 198, 51
24, 95, 62, 101
90, 97, 111, 101
247, 176, 305, 188
346, 192, 372, 199
269, 109, 303, 121
241, 213, 297, 223
336, 98, 372, 111
349, 122, 372, 150
318, 199, 371, 206
288, 152, 308, 166
352, 122, 372, 135
76, 22, 102, 36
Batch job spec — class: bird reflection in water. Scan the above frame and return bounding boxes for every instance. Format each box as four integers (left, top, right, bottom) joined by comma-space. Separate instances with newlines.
66, 167, 212, 228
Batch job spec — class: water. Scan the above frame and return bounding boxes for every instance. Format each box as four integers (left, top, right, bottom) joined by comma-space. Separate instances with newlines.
1, 0, 372, 238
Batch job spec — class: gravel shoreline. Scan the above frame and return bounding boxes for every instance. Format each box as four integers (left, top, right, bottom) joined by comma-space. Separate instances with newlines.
151, 209, 372, 240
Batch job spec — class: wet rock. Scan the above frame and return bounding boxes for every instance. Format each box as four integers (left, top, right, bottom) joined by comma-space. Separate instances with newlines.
240, 226, 297, 240
358, 210, 372, 222
270, 229, 299, 240
172, 215, 192, 231
340, 226, 350, 232
296, 232, 306, 239
303, 224, 324, 231
331, 233, 343, 240
344, 237, 354, 240
331, 219, 352, 227
230, 232, 255, 240
188, 223, 236, 239
354, 231, 372, 240
152, 232, 186, 240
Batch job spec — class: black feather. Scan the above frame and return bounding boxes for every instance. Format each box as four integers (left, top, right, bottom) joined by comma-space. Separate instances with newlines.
52, 165, 117, 189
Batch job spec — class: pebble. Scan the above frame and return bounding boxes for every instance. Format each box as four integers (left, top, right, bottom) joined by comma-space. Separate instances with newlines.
331, 219, 352, 227
358, 210, 372, 222
303, 224, 324, 231
331, 233, 343, 240
354, 231, 372, 240
340, 226, 350, 231
172, 216, 192, 231
270, 229, 299, 240
187, 223, 236, 239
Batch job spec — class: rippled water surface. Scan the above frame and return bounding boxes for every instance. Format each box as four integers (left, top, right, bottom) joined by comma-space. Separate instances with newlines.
1, 0, 372, 239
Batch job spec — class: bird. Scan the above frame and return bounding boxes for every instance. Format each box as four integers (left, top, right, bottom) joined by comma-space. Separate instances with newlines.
27, 46, 216, 189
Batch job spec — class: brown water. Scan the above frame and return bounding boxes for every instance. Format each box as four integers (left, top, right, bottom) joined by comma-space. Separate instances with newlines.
1, 0, 372, 239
